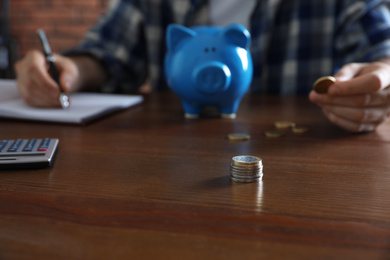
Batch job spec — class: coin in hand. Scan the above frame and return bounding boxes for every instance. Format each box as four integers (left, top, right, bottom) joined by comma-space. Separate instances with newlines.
313, 76, 336, 94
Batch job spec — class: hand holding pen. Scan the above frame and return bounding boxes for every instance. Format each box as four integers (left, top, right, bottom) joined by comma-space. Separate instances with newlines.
36, 29, 70, 109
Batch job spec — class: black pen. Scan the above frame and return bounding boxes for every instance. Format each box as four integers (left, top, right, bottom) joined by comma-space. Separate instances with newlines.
36, 29, 70, 109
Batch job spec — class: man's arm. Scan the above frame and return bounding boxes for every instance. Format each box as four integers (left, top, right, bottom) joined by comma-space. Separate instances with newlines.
67, 55, 109, 93
15, 51, 108, 107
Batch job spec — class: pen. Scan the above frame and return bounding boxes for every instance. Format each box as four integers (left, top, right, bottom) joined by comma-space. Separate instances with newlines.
36, 29, 70, 109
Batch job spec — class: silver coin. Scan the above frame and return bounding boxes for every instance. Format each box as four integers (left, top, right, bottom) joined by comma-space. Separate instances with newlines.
231, 164, 262, 170
232, 155, 262, 166
230, 176, 262, 183
230, 168, 262, 174
230, 174, 263, 179
230, 164, 263, 171
230, 169, 263, 175
230, 172, 263, 178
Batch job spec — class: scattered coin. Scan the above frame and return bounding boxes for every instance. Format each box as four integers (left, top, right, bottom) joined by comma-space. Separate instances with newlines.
230, 155, 263, 183
292, 127, 309, 134
313, 76, 336, 94
274, 121, 296, 129
264, 131, 286, 138
228, 133, 250, 141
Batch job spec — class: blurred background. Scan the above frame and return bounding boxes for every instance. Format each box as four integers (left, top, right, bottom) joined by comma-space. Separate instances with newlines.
1, 0, 109, 78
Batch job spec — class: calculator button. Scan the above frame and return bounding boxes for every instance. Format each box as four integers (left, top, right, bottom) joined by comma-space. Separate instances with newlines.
22, 139, 38, 152
37, 138, 52, 151
0, 140, 11, 152
7, 139, 24, 152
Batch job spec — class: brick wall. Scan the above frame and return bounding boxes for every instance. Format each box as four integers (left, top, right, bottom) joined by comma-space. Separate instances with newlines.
8, 0, 109, 58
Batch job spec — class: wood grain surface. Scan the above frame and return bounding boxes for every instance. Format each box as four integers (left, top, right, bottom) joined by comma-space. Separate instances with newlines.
1, 93, 389, 259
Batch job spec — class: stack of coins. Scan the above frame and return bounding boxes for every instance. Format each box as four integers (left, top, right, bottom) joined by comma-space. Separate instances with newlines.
230, 155, 263, 183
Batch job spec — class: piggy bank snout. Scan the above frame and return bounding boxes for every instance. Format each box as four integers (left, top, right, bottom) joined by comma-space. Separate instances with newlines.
193, 62, 231, 94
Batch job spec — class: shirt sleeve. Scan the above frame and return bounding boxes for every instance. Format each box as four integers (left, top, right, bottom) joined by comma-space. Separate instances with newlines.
65, 0, 148, 93
334, 0, 390, 68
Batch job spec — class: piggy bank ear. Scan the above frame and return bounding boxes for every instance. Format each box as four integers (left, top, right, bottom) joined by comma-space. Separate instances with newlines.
166, 24, 196, 51
222, 24, 251, 50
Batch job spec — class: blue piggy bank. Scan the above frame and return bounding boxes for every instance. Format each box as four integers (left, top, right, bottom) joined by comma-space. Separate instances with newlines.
164, 24, 253, 119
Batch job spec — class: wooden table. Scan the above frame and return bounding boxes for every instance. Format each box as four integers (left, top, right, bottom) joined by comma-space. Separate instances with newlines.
1, 93, 389, 259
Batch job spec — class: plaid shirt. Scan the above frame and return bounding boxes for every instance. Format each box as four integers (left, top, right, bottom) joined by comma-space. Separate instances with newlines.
68, 0, 390, 95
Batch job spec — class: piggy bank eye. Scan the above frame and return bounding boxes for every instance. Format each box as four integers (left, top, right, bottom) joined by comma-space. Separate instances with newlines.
204, 48, 209, 53
211, 47, 216, 52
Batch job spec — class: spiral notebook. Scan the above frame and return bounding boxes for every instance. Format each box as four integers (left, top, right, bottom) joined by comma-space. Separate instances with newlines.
0, 79, 143, 124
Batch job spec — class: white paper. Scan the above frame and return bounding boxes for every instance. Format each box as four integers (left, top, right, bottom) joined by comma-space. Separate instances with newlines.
0, 79, 143, 124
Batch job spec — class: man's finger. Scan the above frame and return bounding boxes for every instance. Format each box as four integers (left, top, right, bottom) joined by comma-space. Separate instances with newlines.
310, 88, 390, 107
328, 73, 383, 96
322, 105, 387, 124
333, 63, 363, 81
322, 109, 377, 132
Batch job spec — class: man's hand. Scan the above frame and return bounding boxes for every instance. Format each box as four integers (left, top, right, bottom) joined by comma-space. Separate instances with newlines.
309, 60, 390, 132
15, 50, 79, 107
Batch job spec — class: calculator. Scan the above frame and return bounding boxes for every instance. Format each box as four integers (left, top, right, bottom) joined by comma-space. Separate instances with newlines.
0, 138, 59, 169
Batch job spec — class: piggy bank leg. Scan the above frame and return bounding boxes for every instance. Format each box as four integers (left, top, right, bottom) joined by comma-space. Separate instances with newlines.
181, 101, 201, 119
221, 113, 236, 119
220, 100, 241, 119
